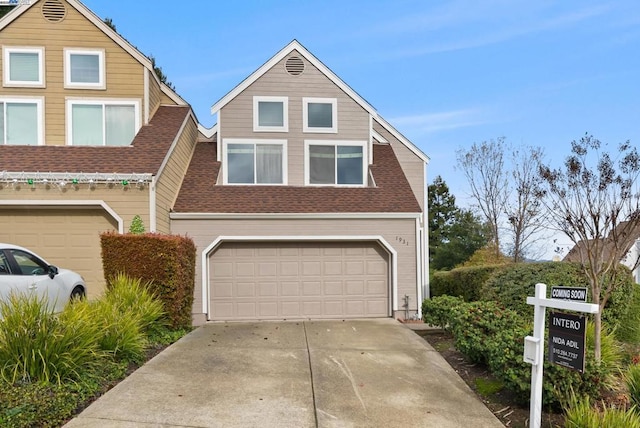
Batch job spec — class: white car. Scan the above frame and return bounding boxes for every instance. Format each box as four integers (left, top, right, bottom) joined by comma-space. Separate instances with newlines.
0, 243, 86, 313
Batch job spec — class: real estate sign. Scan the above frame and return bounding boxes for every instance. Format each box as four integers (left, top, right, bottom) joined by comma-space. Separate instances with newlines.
550, 286, 588, 302
548, 311, 586, 372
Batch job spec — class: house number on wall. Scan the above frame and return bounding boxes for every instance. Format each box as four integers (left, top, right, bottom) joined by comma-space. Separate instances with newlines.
395, 236, 410, 246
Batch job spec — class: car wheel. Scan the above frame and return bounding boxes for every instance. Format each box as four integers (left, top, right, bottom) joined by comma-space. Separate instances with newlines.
70, 286, 86, 301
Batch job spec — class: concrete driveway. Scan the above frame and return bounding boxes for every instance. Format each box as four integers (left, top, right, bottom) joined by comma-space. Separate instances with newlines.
65, 319, 502, 427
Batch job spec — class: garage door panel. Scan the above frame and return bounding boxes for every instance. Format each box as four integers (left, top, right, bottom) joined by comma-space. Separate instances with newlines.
209, 242, 389, 320
1, 208, 117, 299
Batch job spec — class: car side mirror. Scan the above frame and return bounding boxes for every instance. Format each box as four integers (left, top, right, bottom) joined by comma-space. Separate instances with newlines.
48, 265, 59, 279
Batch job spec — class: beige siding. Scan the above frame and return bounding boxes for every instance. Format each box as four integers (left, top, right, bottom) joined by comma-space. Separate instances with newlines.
0, 184, 151, 233
0, 1, 144, 146
161, 91, 176, 105
170, 217, 419, 321
155, 114, 198, 234
219, 50, 370, 185
373, 121, 426, 210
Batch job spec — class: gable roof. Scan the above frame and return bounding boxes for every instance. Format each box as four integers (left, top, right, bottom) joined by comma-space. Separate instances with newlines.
172, 140, 421, 214
0, 106, 192, 176
211, 40, 429, 164
0, 0, 185, 106
564, 221, 640, 264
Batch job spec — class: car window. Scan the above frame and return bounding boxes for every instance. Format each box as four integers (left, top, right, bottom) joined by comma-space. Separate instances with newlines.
0, 252, 11, 275
7, 249, 48, 276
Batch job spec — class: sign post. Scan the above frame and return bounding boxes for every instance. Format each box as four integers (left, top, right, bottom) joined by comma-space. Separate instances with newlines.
524, 283, 598, 428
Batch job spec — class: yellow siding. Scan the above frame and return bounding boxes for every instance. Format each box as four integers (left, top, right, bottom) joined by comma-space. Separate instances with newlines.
0, 184, 151, 231
170, 217, 419, 320
0, 1, 144, 146
148, 70, 163, 118
155, 114, 198, 234
220, 50, 370, 186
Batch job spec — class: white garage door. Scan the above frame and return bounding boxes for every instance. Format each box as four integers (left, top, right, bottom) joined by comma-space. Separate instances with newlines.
0, 208, 118, 298
209, 242, 389, 320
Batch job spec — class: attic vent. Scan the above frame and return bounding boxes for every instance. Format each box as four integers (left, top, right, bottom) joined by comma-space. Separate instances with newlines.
41, 0, 67, 23
285, 56, 305, 76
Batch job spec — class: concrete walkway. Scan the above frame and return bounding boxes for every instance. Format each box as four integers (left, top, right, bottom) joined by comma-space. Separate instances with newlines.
65, 319, 502, 427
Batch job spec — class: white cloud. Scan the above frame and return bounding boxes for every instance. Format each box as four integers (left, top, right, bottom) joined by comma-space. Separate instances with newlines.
390, 108, 489, 133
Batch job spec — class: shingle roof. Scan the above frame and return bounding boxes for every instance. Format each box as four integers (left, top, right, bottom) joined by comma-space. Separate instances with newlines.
0, 106, 191, 175
564, 221, 640, 263
173, 141, 422, 214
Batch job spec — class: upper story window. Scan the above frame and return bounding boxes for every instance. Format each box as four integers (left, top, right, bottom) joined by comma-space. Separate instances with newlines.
303, 97, 337, 133
2, 47, 45, 87
253, 96, 288, 132
223, 138, 287, 185
0, 98, 44, 145
64, 48, 105, 89
304, 140, 366, 186
67, 100, 139, 146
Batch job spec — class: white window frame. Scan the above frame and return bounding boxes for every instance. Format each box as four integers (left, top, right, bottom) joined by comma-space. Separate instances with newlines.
223, 138, 288, 185
64, 48, 106, 89
303, 97, 337, 133
253, 96, 288, 132
0, 97, 45, 146
304, 140, 367, 187
65, 98, 140, 146
2, 47, 45, 88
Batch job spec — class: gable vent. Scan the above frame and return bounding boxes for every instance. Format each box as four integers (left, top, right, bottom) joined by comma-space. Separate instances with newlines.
41, 0, 67, 23
285, 56, 305, 76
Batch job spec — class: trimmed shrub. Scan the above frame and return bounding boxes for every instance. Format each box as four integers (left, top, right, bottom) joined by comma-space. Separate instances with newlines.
479, 262, 635, 332
101, 232, 196, 328
442, 299, 621, 408
421, 295, 465, 330
0, 294, 101, 385
430, 264, 504, 301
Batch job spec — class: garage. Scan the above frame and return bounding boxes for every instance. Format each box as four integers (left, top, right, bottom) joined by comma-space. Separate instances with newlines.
0, 208, 119, 298
209, 241, 390, 320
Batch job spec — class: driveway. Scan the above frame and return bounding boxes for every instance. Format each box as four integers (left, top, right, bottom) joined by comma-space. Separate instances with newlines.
65, 319, 502, 427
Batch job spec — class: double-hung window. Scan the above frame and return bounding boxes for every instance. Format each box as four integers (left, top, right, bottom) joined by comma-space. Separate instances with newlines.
303, 97, 337, 133
2, 47, 45, 87
305, 141, 366, 186
253, 96, 288, 132
64, 48, 105, 89
224, 139, 287, 185
67, 100, 139, 146
0, 98, 43, 145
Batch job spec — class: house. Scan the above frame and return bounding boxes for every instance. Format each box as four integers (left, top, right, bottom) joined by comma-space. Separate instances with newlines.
0, 0, 200, 298
564, 222, 640, 284
1, 0, 429, 322
170, 41, 429, 323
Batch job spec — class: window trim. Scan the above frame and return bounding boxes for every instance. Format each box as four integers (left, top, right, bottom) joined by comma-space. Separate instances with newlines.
0, 96, 45, 146
303, 97, 337, 133
2, 46, 45, 88
253, 96, 288, 132
222, 138, 288, 185
65, 98, 140, 146
64, 48, 106, 89
304, 140, 367, 187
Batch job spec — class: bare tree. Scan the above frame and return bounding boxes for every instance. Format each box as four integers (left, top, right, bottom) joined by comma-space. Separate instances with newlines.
505, 146, 548, 262
456, 138, 509, 258
538, 135, 640, 361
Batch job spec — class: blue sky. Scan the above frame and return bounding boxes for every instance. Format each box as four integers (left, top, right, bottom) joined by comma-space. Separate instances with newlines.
83, 0, 640, 209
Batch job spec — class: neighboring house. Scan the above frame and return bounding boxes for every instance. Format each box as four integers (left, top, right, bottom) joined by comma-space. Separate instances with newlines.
564, 222, 640, 284
0, 0, 200, 298
1, 1, 429, 322
171, 41, 429, 323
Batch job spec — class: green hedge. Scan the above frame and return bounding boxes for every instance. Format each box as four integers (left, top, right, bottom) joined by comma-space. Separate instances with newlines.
430, 264, 504, 301
479, 262, 636, 333
421, 297, 621, 408
101, 232, 196, 328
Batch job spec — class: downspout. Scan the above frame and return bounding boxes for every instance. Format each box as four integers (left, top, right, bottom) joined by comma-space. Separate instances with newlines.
149, 176, 157, 232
